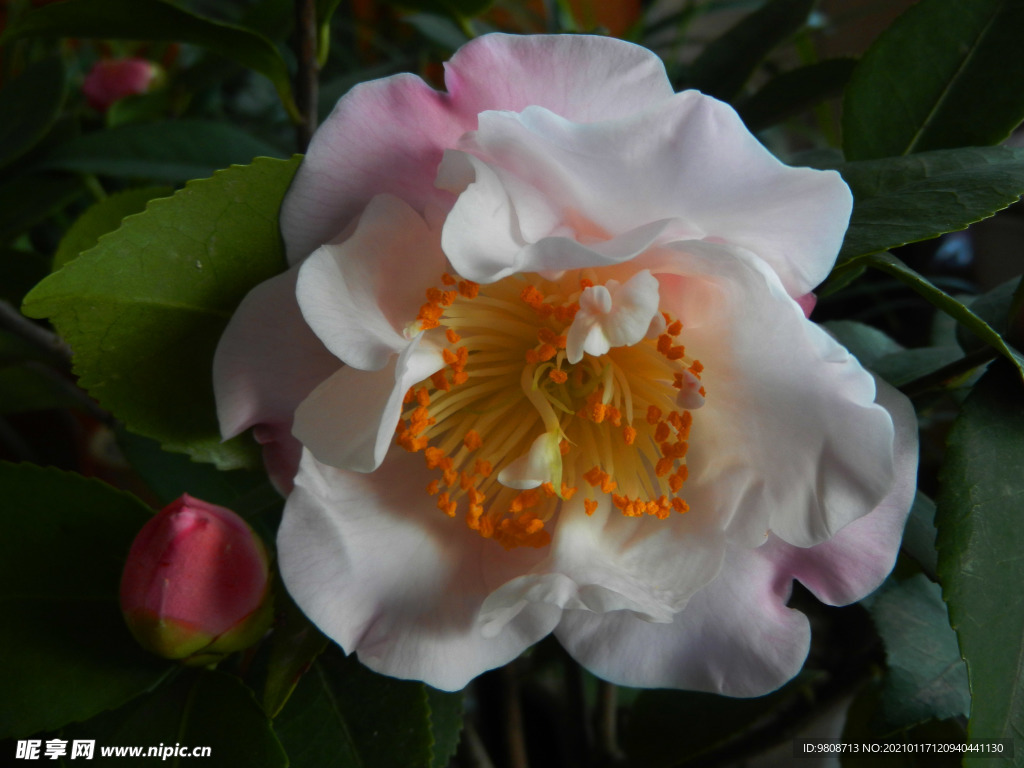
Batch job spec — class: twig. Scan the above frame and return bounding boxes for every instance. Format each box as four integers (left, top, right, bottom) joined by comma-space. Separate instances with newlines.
293, 0, 320, 152
595, 680, 625, 766
0, 300, 72, 367
503, 664, 530, 768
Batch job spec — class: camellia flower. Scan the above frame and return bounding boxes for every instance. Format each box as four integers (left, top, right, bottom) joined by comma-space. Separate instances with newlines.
82, 57, 159, 112
120, 494, 273, 665
214, 34, 918, 694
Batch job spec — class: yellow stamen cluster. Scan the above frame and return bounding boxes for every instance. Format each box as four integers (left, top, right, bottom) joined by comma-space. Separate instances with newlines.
395, 270, 705, 550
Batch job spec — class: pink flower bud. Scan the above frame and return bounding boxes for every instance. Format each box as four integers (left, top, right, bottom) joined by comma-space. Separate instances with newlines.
120, 494, 273, 665
82, 57, 158, 112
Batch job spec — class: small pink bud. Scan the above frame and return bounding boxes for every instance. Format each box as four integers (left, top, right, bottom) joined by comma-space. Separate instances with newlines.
120, 494, 273, 665
82, 57, 159, 112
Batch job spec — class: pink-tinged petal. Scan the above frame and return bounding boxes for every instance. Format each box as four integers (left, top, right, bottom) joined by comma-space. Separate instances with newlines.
278, 450, 559, 691
281, 74, 466, 263
281, 34, 675, 264
797, 292, 817, 318
555, 539, 810, 696
296, 195, 447, 370
565, 270, 660, 363
293, 335, 444, 473
646, 241, 895, 549
481, 496, 725, 639
448, 98, 849, 294
443, 33, 674, 124
213, 268, 340, 491
767, 376, 919, 606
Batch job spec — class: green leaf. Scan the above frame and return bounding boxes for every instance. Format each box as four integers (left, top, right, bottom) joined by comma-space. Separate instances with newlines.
736, 58, 856, 132
39, 120, 283, 183
22, 156, 300, 469
936, 363, 1024, 765
836, 146, 1024, 264
868, 575, 970, 733
274, 651, 452, 768
0, 462, 171, 738
63, 670, 288, 767
843, 0, 1024, 161
2, 0, 301, 121
956, 277, 1021, 355
54, 187, 173, 270
0, 57, 67, 170
684, 0, 815, 101
902, 492, 939, 580
846, 253, 1024, 382
426, 686, 463, 768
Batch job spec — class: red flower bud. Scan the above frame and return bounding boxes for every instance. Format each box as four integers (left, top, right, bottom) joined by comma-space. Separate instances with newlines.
82, 57, 159, 112
120, 494, 273, 665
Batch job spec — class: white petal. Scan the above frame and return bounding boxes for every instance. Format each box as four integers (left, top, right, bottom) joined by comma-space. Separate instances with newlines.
556, 539, 810, 696
296, 195, 446, 371
647, 240, 897, 549
278, 450, 559, 691
212, 267, 340, 490
566, 270, 661, 363
293, 335, 444, 473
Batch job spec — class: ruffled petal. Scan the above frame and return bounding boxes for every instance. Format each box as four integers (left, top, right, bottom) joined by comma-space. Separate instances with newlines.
281, 34, 676, 265
293, 335, 444, 473
278, 450, 559, 691
481, 495, 725, 640
443, 33, 674, 125
767, 376, 919, 605
212, 267, 339, 491
296, 194, 447, 370
555, 539, 810, 696
443, 97, 849, 294
646, 241, 896, 549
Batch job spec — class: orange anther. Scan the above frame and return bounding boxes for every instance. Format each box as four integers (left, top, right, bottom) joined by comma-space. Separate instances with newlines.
549, 369, 568, 384
667, 345, 686, 360
441, 273, 457, 286
690, 360, 704, 374
655, 457, 674, 477
464, 430, 482, 450
654, 421, 671, 443
446, 328, 461, 344
584, 499, 598, 516
667, 320, 683, 336
458, 280, 479, 298
474, 459, 493, 477
646, 405, 663, 424
623, 425, 637, 445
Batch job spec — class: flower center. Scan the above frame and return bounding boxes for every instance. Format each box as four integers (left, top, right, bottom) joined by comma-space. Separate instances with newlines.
395, 269, 705, 550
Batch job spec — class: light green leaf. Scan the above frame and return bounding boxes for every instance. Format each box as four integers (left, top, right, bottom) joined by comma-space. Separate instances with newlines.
868, 575, 970, 733
684, 0, 815, 101
0, 57, 67, 170
54, 187, 173, 270
0, 462, 171, 738
937, 363, 1024, 766
39, 120, 283, 182
22, 157, 300, 469
836, 146, 1024, 264
63, 670, 288, 768
2, 0, 300, 121
843, 0, 1024, 160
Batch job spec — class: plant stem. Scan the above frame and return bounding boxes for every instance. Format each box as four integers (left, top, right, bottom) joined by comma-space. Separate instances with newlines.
503, 664, 530, 768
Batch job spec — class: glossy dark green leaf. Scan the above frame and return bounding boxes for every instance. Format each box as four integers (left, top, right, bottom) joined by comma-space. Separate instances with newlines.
684, 0, 815, 101
39, 120, 283, 183
837, 146, 1024, 264
0, 462, 171, 738
956, 277, 1020, 356
54, 187, 173, 270
2, 0, 300, 121
426, 685, 463, 768
22, 157, 300, 469
737, 58, 856, 132
823, 320, 963, 388
936, 363, 1024, 765
843, 0, 1024, 161
274, 651, 455, 768
0, 57, 67, 170
868, 575, 970, 732
63, 670, 288, 767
